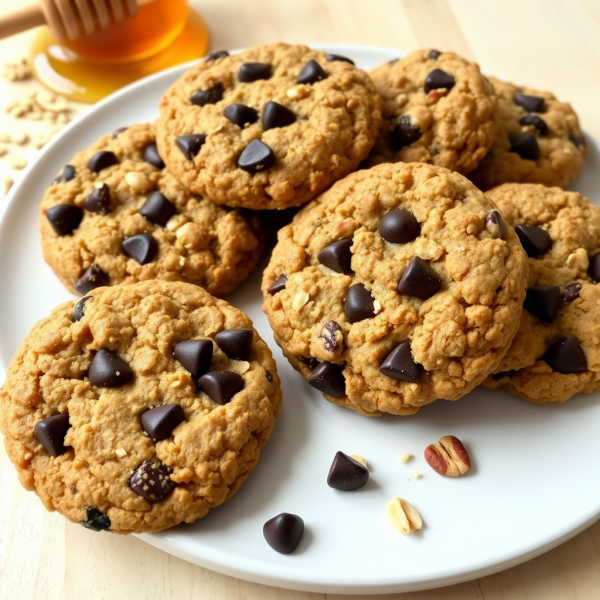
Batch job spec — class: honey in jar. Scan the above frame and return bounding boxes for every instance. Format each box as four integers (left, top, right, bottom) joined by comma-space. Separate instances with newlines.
29, 0, 209, 103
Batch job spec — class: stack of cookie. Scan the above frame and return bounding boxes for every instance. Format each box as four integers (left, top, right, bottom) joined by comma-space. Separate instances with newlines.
0, 42, 595, 536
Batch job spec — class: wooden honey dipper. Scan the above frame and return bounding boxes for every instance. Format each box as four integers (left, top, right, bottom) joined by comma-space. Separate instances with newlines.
0, 0, 138, 41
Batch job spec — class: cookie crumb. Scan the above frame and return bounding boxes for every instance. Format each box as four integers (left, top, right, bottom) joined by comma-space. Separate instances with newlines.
399, 452, 411, 463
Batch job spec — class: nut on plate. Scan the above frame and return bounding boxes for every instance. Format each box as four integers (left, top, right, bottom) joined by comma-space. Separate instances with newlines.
424, 435, 471, 477
387, 497, 423, 535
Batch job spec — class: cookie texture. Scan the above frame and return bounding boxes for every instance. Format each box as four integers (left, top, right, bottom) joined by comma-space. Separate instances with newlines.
0, 280, 281, 534
262, 162, 528, 416
156, 43, 382, 210
483, 183, 600, 402
367, 49, 498, 174
41, 123, 264, 297
469, 78, 586, 190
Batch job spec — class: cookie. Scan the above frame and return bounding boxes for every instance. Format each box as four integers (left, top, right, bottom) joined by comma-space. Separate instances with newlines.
367, 49, 498, 174
482, 184, 600, 402
41, 123, 264, 297
0, 280, 281, 534
156, 43, 382, 210
261, 162, 528, 417
469, 78, 586, 190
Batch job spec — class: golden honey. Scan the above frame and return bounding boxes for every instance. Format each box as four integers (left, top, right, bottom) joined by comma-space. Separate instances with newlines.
29, 0, 209, 103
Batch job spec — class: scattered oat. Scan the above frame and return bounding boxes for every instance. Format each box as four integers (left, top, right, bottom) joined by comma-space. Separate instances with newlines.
6, 155, 27, 170
2, 177, 14, 195
292, 291, 310, 311
399, 452, 411, 464
11, 130, 28, 145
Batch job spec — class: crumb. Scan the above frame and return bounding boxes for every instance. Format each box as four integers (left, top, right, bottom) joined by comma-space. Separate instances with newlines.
399, 452, 411, 464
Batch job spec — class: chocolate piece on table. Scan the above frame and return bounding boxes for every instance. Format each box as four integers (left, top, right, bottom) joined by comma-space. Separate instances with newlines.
327, 451, 369, 491
263, 513, 304, 554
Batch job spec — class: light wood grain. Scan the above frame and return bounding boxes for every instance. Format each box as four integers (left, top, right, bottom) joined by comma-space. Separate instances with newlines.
1, 0, 600, 598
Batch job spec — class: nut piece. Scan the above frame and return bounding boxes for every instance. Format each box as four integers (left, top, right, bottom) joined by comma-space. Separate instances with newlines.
291, 291, 310, 311
398, 452, 411, 464
350, 454, 367, 468
387, 497, 423, 535
175, 222, 210, 250
332, 219, 357, 239
424, 435, 470, 477
124, 171, 151, 192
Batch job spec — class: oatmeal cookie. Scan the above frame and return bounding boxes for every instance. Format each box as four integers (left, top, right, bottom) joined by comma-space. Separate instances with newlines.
483, 183, 600, 402
156, 43, 381, 210
0, 280, 281, 534
41, 123, 264, 297
262, 162, 528, 416
469, 78, 586, 190
367, 49, 498, 174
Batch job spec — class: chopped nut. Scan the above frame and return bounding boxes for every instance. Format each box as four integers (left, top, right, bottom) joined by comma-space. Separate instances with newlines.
2, 58, 31, 81
209, 124, 224, 134
412, 471, 422, 480
2, 177, 14, 195
166, 214, 189, 232
115, 448, 127, 458
387, 497, 423, 535
11, 131, 28, 145
426, 88, 449, 101
332, 219, 357, 239
286, 84, 309, 99
6, 155, 28, 170
424, 435, 471, 477
291, 291, 310, 311
124, 171, 151, 192
350, 454, 367, 468
373, 299, 383, 314
229, 360, 250, 374
398, 452, 411, 464
175, 221, 210, 250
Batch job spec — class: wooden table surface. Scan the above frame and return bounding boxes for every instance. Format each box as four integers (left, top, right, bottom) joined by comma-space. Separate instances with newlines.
1, 1, 600, 598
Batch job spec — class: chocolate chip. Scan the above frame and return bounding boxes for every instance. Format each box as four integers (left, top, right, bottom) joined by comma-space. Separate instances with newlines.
143, 144, 165, 169
398, 256, 442, 300
267, 274, 287, 295
173, 339, 213, 378
223, 103, 259, 127
423, 68, 455, 93
263, 513, 304, 554
53, 164, 76, 184
33, 414, 70, 457
485, 210, 504, 239
129, 460, 175, 502
89, 348, 133, 387
308, 362, 345, 397
318, 238, 353, 274
237, 139, 275, 173
562, 282, 582, 303
297, 60, 327, 84
379, 209, 420, 244
492, 369, 517, 381
265, 369, 273, 382
214, 329, 253, 361
427, 49, 441, 59
515, 224, 552, 257
176, 134, 206, 161
205, 49, 229, 61
327, 451, 369, 491
391, 116, 422, 150
345, 283, 375, 323
262, 101, 296, 130
121, 234, 158, 265
191, 84, 224, 106
569, 133, 585, 148
524, 286, 561, 322
139, 192, 177, 226
87, 150, 119, 173
543, 336, 587, 374
514, 93, 545, 113
45, 203, 83, 236
238, 62, 272, 82
198, 371, 244, 404
112, 127, 127, 138
141, 404, 185, 441
589, 253, 600, 282
300, 356, 319, 370
75, 264, 109, 294
84, 184, 112, 214
80, 507, 111, 531
379, 341, 423, 382
72, 295, 92, 322
319, 321, 342, 352
326, 53, 354, 65
510, 132, 540, 161
519, 114, 549, 136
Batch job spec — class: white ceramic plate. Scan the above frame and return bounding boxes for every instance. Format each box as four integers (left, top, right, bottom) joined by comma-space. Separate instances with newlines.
1, 44, 600, 595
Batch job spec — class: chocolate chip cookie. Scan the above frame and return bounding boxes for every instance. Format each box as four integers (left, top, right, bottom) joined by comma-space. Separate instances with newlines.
469, 78, 586, 190
482, 183, 600, 402
156, 43, 382, 210
367, 49, 498, 174
41, 123, 264, 297
262, 162, 528, 416
0, 280, 281, 534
